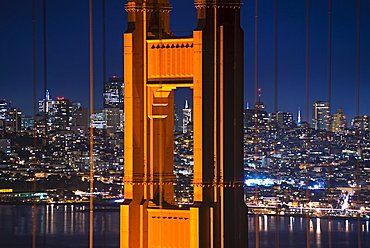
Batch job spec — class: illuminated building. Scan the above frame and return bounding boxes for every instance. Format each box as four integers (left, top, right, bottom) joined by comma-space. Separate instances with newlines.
37, 93, 87, 134
91, 110, 107, 130
34, 113, 47, 135
103, 76, 124, 109
0, 101, 23, 134
296, 107, 302, 124
38, 89, 56, 115
105, 108, 124, 133
243, 101, 268, 127
38, 90, 56, 133
91, 108, 123, 133
271, 111, 294, 128
21, 115, 34, 131
352, 115, 369, 130
254, 101, 265, 111
6, 107, 22, 133
53, 97, 73, 131
312, 101, 330, 130
182, 100, 192, 133
103, 77, 124, 135
0, 100, 10, 120
121, 0, 247, 247
332, 109, 347, 132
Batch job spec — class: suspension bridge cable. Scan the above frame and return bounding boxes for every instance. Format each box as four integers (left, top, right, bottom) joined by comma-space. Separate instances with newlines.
356, 1, 361, 247
42, 1, 48, 246
327, 1, 333, 247
254, 0, 260, 247
274, 0, 278, 114
102, 0, 107, 83
101, 2, 108, 247
89, 0, 95, 247
274, 1, 279, 247
32, 0, 37, 247
305, 1, 311, 248
43, 0, 48, 96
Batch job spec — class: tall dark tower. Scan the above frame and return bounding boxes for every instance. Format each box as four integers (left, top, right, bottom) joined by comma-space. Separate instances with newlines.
121, 0, 247, 247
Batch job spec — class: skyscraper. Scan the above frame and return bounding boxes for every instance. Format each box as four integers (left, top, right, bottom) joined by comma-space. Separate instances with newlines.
297, 107, 302, 124
0, 100, 10, 120
104, 108, 124, 133
332, 109, 347, 132
244, 101, 269, 127
182, 100, 191, 133
6, 107, 22, 133
273, 111, 294, 128
21, 115, 34, 132
312, 101, 330, 130
103, 76, 124, 109
38, 89, 56, 132
254, 101, 265, 111
38, 89, 55, 114
0, 101, 23, 134
53, 97, 73, 131
352, 115, 369, 130
102, 76, 124, 135
91, 109, 107, 129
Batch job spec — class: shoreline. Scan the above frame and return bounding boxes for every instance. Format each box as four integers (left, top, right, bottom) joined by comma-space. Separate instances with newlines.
0, 203, 368, 220
248, 212, 370, 221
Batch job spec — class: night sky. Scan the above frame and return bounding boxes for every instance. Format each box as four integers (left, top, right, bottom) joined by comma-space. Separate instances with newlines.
0, 0, 369, 122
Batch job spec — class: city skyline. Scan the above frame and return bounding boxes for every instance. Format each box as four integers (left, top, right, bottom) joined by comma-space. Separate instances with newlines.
1, 1, 370, 247
0, 0, 370, 248
0, 0, 370, 121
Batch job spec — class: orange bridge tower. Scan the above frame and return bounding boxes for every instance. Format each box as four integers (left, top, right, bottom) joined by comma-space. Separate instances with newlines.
121, 0, 247, 247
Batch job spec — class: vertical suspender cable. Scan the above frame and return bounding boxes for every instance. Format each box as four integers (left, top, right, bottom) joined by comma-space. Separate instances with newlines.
32, 1, 37, 248
254, 0, 258, 107
42, 1, 48, 247
274, 0, 278, 114
327, 0, 333, 248
102, 0, 107, 83
213, 0, 218, 206
327, 0, 331, 109
305, 1, 310, 248
356, 1, 361, 248
43, 0, 48, 139
305, 0, 309, 124
356, 0, 360, 119
274, 1, 279, 248
43, 0, 48, 96
327, 1, 333, 247
101, 1, 107, 247
254, 0, 259, 247
89, 0, 94, 247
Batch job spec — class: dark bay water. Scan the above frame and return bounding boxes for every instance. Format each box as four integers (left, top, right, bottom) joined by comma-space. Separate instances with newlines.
248, 214, 370, 248
0, 204, 119, 248
0, 205, 369, 247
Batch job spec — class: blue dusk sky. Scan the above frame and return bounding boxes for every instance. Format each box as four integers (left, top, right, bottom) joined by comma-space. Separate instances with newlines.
0, 0, 369, 122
